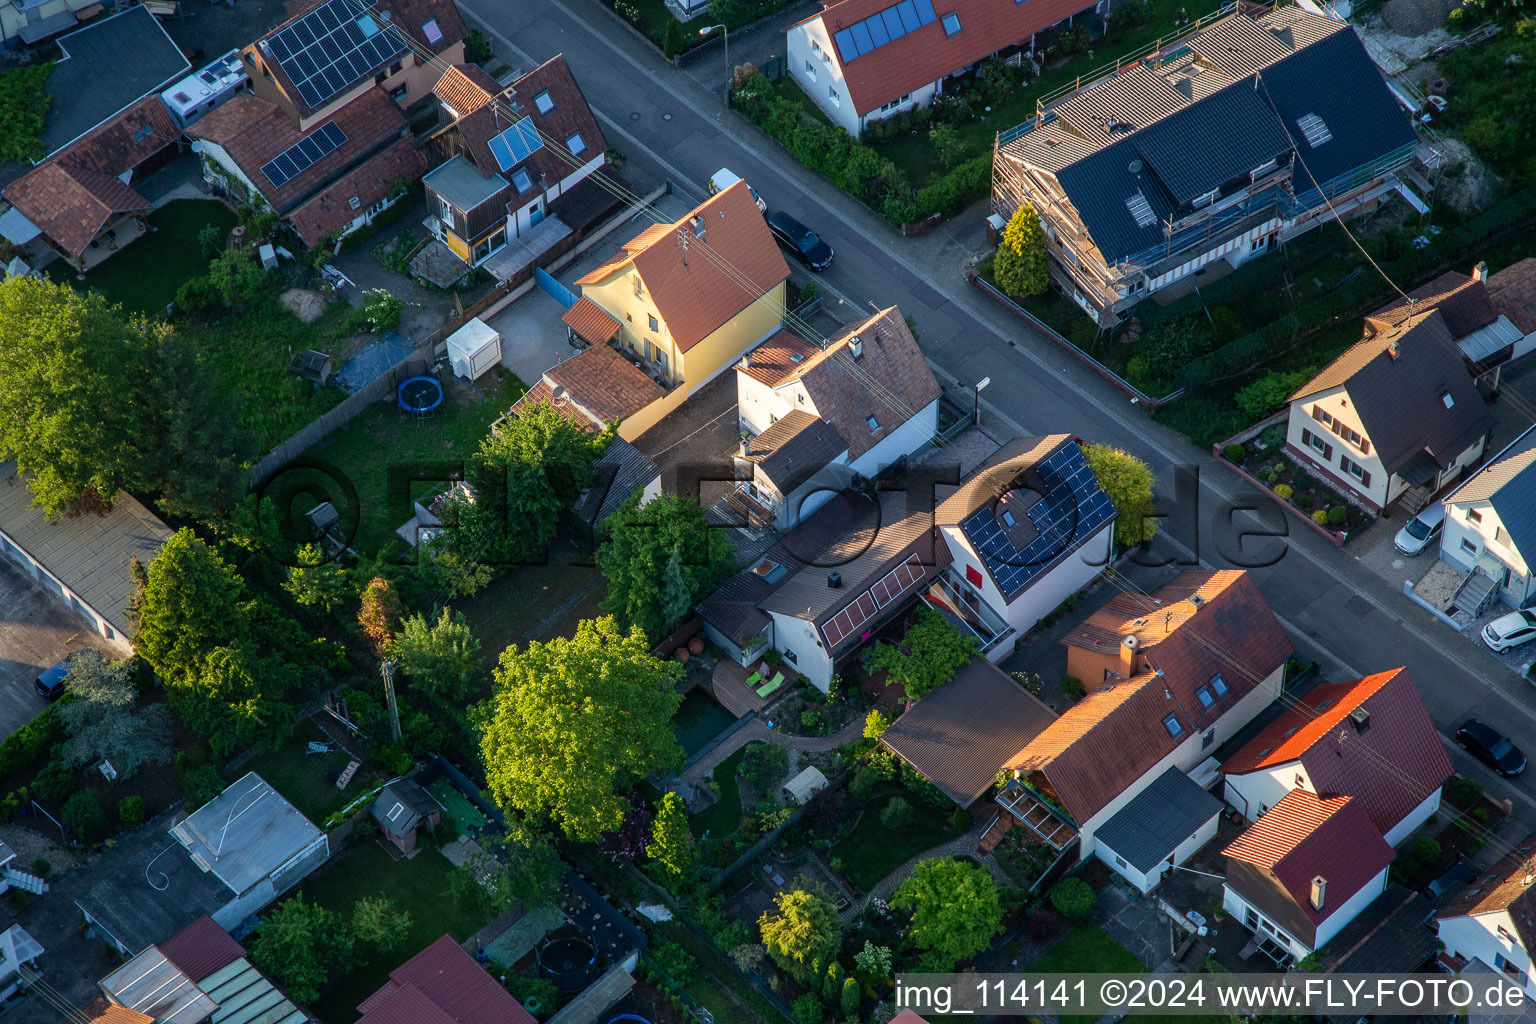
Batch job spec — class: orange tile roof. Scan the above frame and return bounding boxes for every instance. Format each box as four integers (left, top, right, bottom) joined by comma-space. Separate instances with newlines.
575, 182, 789, 352
433, 64, 502, 116
561, 296, 621, 343
810, 0, 1091, 114
738, 329, 819, 385
511, 344, 664, 430
5, 164, 151, 258
1061, 569, 1252, 654
287, 136, 426, 247
82, 999, 155, 1024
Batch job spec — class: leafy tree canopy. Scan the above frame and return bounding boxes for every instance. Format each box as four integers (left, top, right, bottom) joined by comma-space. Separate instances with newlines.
284, 543, 353, 614
57, 651, 173, 779
994, 203, 1050, 300
647, 791, 696, 881
250, 893, 354, 1004
391, 606, 483, 707
0, 63, 52, 163
891, 857, 1002, 970
1081, 442, 1158, 548
132, 528, 249, 683
480, 616, 683, 840
598, 491, 735, 641
759, 889, 842, 982
866, 606, 976, 699
351, 895, 412, 961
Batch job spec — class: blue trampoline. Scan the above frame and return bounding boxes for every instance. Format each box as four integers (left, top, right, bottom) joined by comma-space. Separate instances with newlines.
397, 375, 444, 415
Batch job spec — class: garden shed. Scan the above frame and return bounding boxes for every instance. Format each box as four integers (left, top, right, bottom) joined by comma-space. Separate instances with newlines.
446, 317, 502, 381
783, 765, 828, 805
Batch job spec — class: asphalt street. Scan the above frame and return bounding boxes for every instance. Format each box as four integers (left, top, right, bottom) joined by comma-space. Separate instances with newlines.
463, 0, 1536, 825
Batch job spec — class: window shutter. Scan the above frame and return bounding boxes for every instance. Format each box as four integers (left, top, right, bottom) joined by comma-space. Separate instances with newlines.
1360, 438, 1370, 454
1361, 470, 1371, 487
1324, 442, 1334, 460
1302, 428, 1313, 447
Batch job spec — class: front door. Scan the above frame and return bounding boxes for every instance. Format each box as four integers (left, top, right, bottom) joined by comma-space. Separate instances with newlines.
529, 202, 545, 227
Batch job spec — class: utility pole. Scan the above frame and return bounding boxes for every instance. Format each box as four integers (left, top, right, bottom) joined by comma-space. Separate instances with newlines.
382, 658, 402, 741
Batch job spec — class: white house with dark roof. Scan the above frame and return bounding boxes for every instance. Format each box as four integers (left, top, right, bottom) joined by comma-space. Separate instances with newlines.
1439, 423, 1536, 613
1435, 832, 1536, 995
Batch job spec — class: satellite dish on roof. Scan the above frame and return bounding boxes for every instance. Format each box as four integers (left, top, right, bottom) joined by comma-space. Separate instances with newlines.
1128, 159, 1144, 175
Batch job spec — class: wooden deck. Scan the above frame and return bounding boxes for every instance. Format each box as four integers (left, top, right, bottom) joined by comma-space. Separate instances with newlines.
711, 657, 800, 718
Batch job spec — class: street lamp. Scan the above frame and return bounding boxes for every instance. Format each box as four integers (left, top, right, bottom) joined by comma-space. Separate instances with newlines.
700, 23, 728, 105
973, 376, 991, 426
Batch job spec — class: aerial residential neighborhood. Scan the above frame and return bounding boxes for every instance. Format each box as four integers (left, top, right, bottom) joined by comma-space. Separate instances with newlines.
4, 0, 1536, 1019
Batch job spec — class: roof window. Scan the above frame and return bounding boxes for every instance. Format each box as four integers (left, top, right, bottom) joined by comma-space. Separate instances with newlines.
1125, 190, 1156, 228
534, 89, 555, 114
867, 415, 880, 432
941, 10, 961, 34
1441, 391, 1455, 409
1295, 113, 1332, 147
422, 17, 444, 44
1162, 713, 1183, 738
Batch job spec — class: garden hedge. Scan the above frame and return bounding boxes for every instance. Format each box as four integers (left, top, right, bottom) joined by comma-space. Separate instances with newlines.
0, 704, 66, 783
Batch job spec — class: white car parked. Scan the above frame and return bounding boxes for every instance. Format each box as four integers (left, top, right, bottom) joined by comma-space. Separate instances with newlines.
1481, 609, 1536, 653
1394, 503, 1446, 556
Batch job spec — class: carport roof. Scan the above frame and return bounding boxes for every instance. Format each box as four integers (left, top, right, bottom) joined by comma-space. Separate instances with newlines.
170, 772, 323, 895
1093, 766, 1222, 874
0, 462, 173, 638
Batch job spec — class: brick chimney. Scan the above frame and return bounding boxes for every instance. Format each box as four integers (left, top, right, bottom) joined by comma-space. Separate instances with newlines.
1473, 261, 1489, 283
1310, 876, 1327, 911
1119, 634, 1140, 679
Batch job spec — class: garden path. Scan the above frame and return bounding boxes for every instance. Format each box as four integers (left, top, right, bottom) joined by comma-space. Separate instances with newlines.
842, 821, 1008, 922
678, 715, 866, 789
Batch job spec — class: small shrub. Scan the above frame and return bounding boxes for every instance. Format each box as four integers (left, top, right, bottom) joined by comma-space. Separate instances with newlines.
32, 755, 73, 802
180, 765, 226, 811
62, 788, 104, 836
1258, 423, 1287, 449
1448, 776, 1483, 809
1223, 444, 1246, 463
118, 795, 146, 828
880, 797, 914, 830
1313, 510, 1329, 526
792, 993, 824, 1024
1060, 675, 1085, 699
175, 275, 217, 313
800, 280, 820, 304
464, 27, 492, 63
359, 288, 403, 333
30, 858, 49, 877
1274, 484, 1293, 500
801, 709, 824, 732
951, 807, 971, 833
649, 942, 695, 985
849, 766, 879, 799
1327, 505, 1348, 526
1048, 877, 1096, 919
1413, 835, 1443, 865
197, 223, 226, 259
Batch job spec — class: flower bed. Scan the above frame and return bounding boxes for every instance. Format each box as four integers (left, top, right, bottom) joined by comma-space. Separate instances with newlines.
1215, 422, 1372, 546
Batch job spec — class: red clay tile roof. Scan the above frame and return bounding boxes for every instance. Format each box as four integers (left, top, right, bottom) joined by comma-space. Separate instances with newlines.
158, 915, 246, 984
576, 182, 789, 352
358, 935, 536, 1024
1487, 258, 1536, 335
1221, 667, 1450, 837
82, 999, 155, 1024
739, 329, 819, 385
807, 0, 1091, 114
59, 96, 179, 179
1224, 791, 1393, 931
188, 87, 407, 212
561, 295, 622, 343
1369, 270, 1498, 339
287, 136, 426, 246
4, 163, 151, 258
433, 64, 502, 116
1439, 832, 1536, 950
511, 345, 665, 430
386, 0, 468, 55
1006, 571, 1291, 823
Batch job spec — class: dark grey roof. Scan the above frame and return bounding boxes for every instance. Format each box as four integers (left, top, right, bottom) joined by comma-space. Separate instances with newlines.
422, 153, 509, 211
1446, 423, 1536, 559
1093, 766, 1222, 873
748, 411, 848, 495
74, 829, 230, 955
40, 8, 190, 159
1291, 310, 1494, 475
0, 461, 173, 637
371, 779, 441, 837
578, 438, 660, 526
1319, 884, 1436, 997
880, 658, 1057, 805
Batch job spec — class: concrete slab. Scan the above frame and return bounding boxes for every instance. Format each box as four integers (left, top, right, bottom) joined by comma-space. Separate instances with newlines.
0, 554, 98, 740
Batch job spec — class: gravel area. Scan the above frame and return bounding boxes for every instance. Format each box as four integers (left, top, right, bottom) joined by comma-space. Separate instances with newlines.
1381, 0, 1457, 38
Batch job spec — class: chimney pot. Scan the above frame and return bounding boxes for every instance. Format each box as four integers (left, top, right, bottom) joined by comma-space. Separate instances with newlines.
850, 336, 863, 359
1122, 635, 1140, 651
1474, 260, 1489, 282
1310, 875, 1327, 911
827, 570, 842, 588
1388, 340, 1401, 360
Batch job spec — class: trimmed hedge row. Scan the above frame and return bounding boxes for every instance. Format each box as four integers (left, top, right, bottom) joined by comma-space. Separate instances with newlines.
1177, 188, 1536, 389
0, 703, 66, 783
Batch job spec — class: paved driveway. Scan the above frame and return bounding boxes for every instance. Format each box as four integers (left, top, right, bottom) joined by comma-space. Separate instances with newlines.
0, 557, 98, 738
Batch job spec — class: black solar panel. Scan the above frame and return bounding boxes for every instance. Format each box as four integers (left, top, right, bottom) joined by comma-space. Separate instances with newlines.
960, 444, 1116, 598
260, 121, 349, 189
266, 0, 404, 109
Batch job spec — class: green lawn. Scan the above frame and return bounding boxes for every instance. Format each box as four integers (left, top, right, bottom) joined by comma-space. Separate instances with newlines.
235, 721, 359, 823
302, 843, 492, 1024
691, 744, 749, 840
829, 790, 956, 891
47, 199, 237, 316
457, 540, 606, 666
1026, 924, 1145, 1024
774, 76, 832, 127
309, 373, 525, 556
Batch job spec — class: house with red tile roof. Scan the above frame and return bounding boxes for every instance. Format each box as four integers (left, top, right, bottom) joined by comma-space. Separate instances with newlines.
187, 85, 424, 251
421, 55, 608, 279
357, 934, 538, 1024
785, 0, 1099, 136
1222, 791, 1393, 958
733, 306, 939, 527
1436, 832, 1536, 995
997, 571, 1291, 888
507, 342, 669, 442
1221, 667, 1451, 847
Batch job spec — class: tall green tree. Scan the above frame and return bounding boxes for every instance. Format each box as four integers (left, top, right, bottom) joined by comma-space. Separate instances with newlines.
0, 277, 155, 516
391, 607, 483, 706
866, 607, 976, 699
57, 651, 173, 778
250, 894, 354, 1004
284, 543, 353, 614
132, 528, 248, 683
0, 63, 54, 163
598, 492, 735, 641
189, 644, 298, 756
480, 616, 684, 840
647, 791, 696, 881
351, 895, 412, 961
994, 203, 1049, 300
891, 858, 1002, 970
1081, 442, 1158, 548
759, 889, 841, 983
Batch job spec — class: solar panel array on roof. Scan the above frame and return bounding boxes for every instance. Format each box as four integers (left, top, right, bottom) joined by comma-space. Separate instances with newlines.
822, 553, 925, 648
960, 443, 1115, 597
260, 121, 347, 187
833, 0, 936, 63
1295, 112, 1332, 147
487, 115, 543, 172
265, 0, 406, 108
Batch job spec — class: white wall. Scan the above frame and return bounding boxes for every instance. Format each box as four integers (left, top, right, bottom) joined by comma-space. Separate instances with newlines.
767, 611, 834, 691
1224, 762, 1313, 823
1285, 387, 1391, 509
1096, 807, 1220, 894
1439, 912, 1536, 994
737, 370, 786, 435
1222, 886, 1310, 956
0, 528, 129, 652
1223, 866, 1388, 954
1384, 787, 1441, 848
786, 18, 861, 135
1442, 499, 1534, 609
1147, 217, 1284, 292
507, 152, 605, 237
849, 398, 939, 479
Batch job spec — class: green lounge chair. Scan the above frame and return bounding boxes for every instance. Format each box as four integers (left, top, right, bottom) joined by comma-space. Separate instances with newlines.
757, 672, 785, 697
744, 671, 763, 687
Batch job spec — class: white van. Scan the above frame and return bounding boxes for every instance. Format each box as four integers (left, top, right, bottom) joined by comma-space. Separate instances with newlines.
1393, 502, 1446, 556
708, 168, 767, 213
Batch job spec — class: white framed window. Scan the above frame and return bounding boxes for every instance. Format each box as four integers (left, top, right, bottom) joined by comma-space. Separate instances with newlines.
1469, 509, 1483, 524
648, 314, 659, 332
1461, 538, 1479, 555
634, 275, 643, 298
534, 89, 555, 114
566, 131, 586, 156
805, 59, 816, 81
827, 85, 840, 106
387, 803, 405, 822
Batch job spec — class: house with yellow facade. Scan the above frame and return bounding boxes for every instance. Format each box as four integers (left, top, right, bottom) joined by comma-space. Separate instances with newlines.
574, 181, 790, 398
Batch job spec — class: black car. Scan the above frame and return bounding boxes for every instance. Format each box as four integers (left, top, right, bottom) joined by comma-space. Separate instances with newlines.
766, 210, 833, 271
33, 649, 96, 700
1456, 719, 1527, 776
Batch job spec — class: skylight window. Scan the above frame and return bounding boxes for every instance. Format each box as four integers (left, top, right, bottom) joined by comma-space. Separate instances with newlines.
941, 10, 961, 34
1162, 713, 1183, 738
1001, 509, 1017, 528
1125, 190, 1156, 228
512, 169, 534, 192
1296, 113, 1332, 148
1209, 673, 1228, 696
867, 415, 880, 432
567, 131, 586, 156
1441, 391, 1455, 409
422, 17, 443, 44
1196, 686, 1214, 708
534, 89, 554, 114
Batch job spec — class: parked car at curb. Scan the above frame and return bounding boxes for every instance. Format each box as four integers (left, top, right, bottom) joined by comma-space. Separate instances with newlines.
766, 210, 833, 271
1481, 609, 1536, 653
34, 649, 97, 700
707, 168, 766, 213
1456, 718, 1527, 776
1394, 503, 1445, 556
